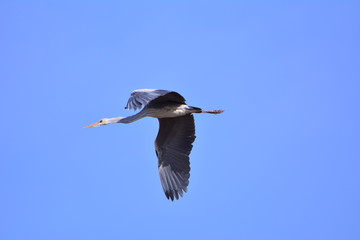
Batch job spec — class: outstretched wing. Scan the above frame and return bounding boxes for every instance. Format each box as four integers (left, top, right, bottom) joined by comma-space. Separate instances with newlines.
155, 114, 196, 201
125, 89, 186, 111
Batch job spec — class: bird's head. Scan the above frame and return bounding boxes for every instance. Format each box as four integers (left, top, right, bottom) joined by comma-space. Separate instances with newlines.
84, 118, 112, 128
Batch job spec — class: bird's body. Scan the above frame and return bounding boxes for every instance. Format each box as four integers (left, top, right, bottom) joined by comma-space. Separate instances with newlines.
140, 103, 202, 119
148, 103, 199, 118
85, 89, 223, 201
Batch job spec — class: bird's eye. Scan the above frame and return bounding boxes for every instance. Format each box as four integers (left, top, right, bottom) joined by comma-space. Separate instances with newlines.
99, 120, 103, 123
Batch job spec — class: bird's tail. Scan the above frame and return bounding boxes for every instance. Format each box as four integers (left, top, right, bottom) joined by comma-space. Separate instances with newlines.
201, 109, 224, 114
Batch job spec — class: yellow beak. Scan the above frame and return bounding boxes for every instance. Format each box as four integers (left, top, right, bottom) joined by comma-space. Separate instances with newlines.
84, 122, 99, 128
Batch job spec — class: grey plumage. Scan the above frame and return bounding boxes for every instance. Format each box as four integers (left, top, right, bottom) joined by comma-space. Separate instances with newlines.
125, 89, 186, 111
85, 89, 224, 201
156, 114, 195, 200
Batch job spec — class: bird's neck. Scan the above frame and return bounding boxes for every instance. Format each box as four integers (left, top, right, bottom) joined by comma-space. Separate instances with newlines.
113, 110, 147, 124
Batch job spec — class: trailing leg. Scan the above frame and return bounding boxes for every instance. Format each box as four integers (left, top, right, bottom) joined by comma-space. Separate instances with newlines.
201, 109, 224, 114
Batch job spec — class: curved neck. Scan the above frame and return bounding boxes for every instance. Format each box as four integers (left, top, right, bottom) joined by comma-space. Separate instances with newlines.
113, 109, 148, 124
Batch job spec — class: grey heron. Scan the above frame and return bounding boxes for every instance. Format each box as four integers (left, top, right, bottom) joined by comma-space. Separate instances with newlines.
84, 89, 224, 201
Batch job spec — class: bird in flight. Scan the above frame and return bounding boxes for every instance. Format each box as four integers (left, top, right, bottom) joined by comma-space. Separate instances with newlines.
85, 89, 224, 200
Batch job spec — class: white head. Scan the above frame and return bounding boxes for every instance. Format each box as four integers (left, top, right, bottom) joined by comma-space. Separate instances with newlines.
84, 117, 125, 128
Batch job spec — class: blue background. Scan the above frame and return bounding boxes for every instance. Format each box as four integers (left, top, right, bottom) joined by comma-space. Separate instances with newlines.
1, 1, 359, 239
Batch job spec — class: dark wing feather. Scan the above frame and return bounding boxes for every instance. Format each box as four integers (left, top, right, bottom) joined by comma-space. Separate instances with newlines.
125, 89, 186, 111
155, 114, 196, 200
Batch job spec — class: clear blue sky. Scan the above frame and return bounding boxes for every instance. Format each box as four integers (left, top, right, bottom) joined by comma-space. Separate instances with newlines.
1, 1, 359, 240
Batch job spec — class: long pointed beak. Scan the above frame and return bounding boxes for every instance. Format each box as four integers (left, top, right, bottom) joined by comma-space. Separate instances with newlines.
84, 122, 99, 128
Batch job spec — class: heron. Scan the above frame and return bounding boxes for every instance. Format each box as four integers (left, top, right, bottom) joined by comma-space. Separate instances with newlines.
84, 89, 224, 200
